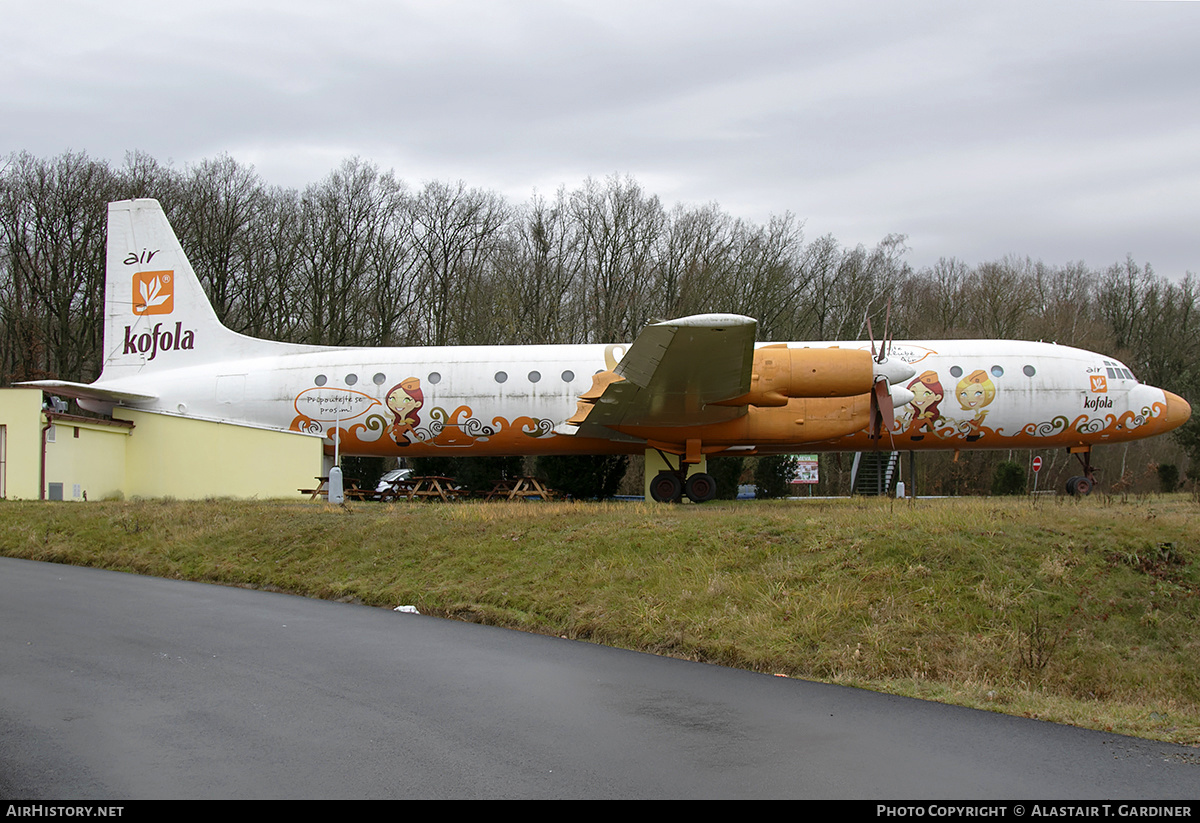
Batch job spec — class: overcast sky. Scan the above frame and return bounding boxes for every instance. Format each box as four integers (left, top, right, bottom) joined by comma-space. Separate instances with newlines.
4, 0, 1198, 277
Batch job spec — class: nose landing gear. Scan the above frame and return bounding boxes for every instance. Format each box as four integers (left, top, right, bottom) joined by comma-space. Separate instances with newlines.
1065, 447, 1096, 496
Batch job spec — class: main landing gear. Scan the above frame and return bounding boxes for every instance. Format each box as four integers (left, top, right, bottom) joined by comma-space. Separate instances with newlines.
1065, 447, 1097, 496
649, 470, 718, 503
648, 446, 718, 504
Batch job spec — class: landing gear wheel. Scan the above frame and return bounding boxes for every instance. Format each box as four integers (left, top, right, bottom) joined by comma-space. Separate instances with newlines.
684, 472, 717, 503
1066, 448, 1097, 497
650, 471, 683, 503
1066, 475, 1093, 496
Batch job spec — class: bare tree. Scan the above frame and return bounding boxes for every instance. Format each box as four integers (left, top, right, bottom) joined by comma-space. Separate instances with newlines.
653, 202, 735, 321
238, 187, 306, 342
569, 175, 664, 342
296, 159, 413, 346
725, 213, 807, 341
410, 180, 508, 346
170, 155, 267, 327
963, 256, 1036, 339
0, 151, 117, 381
1026, 260, 1100, 347
492, 188, 584, 344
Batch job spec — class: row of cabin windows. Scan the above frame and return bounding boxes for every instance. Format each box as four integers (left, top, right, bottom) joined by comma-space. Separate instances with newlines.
311, 369, 582, 388
309, 361, 1137, 390
947, 365, 1037, 379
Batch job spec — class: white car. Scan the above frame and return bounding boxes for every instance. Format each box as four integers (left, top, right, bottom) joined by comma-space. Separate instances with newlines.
375, 468, 413, 494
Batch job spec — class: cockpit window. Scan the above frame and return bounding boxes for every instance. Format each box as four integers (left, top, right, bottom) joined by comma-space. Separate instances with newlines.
1104, 360, 1139, 383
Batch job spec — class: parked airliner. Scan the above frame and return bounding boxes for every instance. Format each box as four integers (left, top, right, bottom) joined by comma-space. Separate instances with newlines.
23, 200, 1192, 501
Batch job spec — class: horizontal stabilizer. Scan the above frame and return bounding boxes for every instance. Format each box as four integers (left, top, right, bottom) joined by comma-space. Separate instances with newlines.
17, 379, 159, 407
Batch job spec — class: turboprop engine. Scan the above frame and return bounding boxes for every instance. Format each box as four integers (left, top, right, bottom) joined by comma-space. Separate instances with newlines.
715, 345, 915, 411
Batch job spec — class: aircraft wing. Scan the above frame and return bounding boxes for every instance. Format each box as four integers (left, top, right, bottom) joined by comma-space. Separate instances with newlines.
568, 314, 756, 439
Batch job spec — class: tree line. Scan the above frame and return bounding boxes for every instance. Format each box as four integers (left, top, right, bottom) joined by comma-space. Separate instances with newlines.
3, 150, 1198, 482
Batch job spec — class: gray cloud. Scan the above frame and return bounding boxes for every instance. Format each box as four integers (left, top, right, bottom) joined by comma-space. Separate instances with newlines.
4, 0, 1197, 276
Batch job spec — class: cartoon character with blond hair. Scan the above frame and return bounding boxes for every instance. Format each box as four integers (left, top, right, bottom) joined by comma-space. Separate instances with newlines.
904, 370, 945, 440
386, 377, 423, 446
956, 369, 996, 441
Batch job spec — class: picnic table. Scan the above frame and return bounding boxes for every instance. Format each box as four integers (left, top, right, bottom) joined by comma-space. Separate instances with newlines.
299, 476, 372, 501
378, 475, 463, 503
483, 476, 559, 501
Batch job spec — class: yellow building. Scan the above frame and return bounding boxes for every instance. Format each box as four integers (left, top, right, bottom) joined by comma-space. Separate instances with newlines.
0, 388, 325, 501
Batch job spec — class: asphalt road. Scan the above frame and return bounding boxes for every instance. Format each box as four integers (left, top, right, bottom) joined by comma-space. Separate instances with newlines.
1, 556, 1197, 799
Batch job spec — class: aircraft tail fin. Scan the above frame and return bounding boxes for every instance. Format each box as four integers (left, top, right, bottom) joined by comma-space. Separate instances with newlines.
99, 199, 282, 381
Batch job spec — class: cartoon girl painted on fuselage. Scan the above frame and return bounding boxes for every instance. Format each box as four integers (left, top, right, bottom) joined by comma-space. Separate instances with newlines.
956, 370, 995, 441
905, 370, 944, 440
386, 378, 423, 446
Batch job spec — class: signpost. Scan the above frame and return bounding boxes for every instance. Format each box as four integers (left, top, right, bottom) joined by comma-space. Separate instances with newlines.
792, 454, 819, 496
1031, 455, 1042, 494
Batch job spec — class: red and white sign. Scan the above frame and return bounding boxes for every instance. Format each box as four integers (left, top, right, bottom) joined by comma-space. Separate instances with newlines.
1032, 456, 1042, 473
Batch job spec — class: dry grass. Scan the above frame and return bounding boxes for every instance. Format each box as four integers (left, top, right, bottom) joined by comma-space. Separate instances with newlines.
2, 493, 1198, 744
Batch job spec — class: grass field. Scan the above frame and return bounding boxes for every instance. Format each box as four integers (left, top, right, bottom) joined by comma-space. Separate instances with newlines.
2, 493, 1197, 745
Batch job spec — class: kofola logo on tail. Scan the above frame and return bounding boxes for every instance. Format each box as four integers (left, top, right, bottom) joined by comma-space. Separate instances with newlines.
133, 270, 174, 316
123, 321, 195, 360
124, 267, 197, 359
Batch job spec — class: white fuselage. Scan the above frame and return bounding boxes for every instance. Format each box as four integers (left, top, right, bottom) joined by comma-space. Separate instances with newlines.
93, 337, 1184, 457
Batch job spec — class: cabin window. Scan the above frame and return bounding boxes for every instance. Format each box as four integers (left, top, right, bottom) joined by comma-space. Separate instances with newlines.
1023, 365, 1036, 377
428, 372, 441, 384
345, 373, 358, 386
528, 371, 541, 383
561, 370, 575, 382
495, 371, 508, 383
373, 373, 386, 385
990, 365, 1004, 378
949, 366, 963, 378
314, 374, 328, 386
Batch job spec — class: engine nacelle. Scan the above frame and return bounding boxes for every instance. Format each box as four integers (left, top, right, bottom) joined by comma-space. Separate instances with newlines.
715, 345, 875, 407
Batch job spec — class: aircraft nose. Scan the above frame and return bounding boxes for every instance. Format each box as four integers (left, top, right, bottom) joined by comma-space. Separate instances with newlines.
1161, 390, 1192, 433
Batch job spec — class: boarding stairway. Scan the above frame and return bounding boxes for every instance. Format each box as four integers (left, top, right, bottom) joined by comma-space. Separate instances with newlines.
851, 451, 901, 497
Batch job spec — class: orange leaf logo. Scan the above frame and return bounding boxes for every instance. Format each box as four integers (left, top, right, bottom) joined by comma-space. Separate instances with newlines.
132, 271, 174, 316
1090, 375, 1107, 393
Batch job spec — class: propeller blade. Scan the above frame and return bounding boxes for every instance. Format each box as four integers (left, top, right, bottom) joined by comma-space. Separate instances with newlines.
870, 379, 895, 439
880, 300, 891, 364
876, 380, 894, 427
